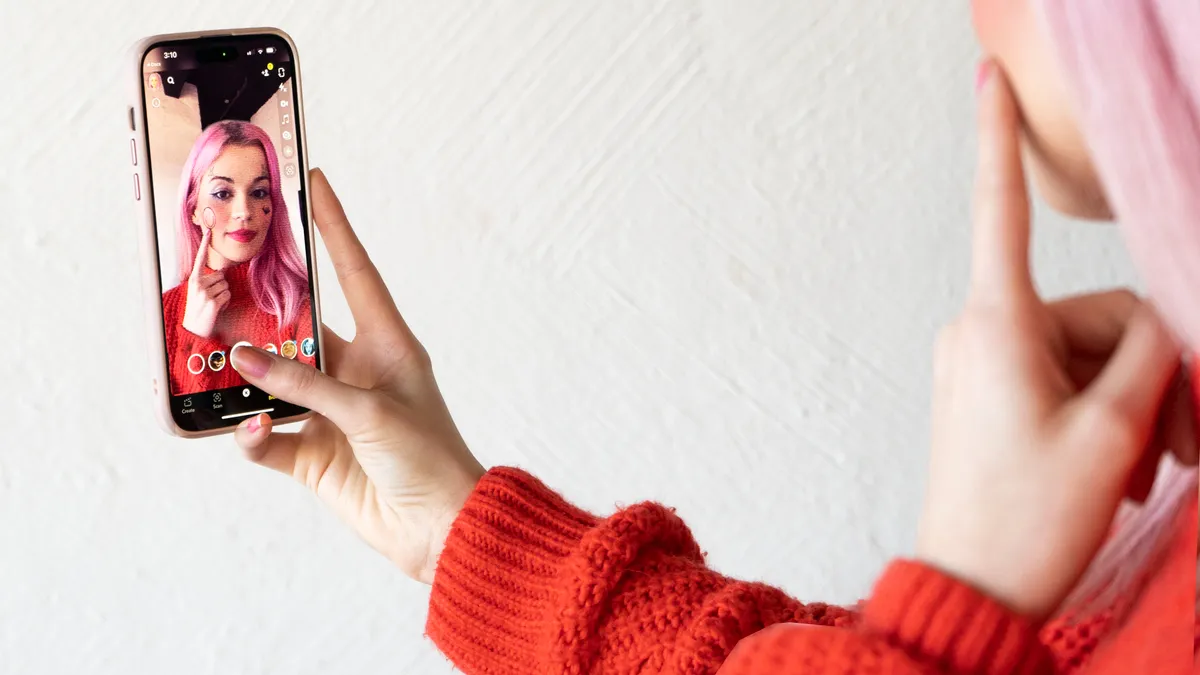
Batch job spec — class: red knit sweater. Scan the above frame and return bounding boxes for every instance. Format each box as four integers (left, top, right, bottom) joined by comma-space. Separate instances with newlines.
162, 263, 314, 396
426, 468, 1196, 674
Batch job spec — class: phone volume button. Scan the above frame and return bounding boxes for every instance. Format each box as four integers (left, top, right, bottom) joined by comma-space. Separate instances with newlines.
130, 139, 137, 166
133, 174, 141, 201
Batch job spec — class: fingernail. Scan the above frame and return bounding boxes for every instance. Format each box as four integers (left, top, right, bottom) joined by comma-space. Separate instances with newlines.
231, 345, 271, 378
976, 60, 994, 93
203, 207, 215, 228
246, 414, 262, 434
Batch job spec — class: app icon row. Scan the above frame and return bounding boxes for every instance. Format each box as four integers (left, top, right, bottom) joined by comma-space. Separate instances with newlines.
187, 338, 314, 376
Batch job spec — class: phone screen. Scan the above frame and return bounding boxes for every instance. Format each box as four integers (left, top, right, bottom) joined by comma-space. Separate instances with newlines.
140, 35, 318, 433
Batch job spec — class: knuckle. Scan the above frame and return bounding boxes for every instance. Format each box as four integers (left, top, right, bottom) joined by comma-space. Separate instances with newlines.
1079, 399, 1141, 449
1112, 288, 1143, 323
375, 331, 430, 373
355, 393, 397, 432
1099, 287, 1141, 314
410, 343, 434, 373
334, 255, 371, 282
298, 459, 327, 494
1111, 287, 1138, 304
287, 361, 320, 394
954, 305, 1004, 340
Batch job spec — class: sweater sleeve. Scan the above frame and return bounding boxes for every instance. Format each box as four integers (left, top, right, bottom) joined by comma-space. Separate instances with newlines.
716, 561, 1051, 674
425, 467, 856, 675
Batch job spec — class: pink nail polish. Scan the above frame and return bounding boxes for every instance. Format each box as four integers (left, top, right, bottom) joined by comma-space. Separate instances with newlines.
976, 60, 994, 93
247, 414, 262, 434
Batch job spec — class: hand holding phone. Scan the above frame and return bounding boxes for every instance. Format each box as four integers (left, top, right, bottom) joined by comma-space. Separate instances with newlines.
231, 169, 486, 585
182, 209, 231, 339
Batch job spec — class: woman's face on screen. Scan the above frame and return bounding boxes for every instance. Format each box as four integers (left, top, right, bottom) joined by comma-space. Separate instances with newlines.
193, 143, 272, 265
971, 0, 1111, 220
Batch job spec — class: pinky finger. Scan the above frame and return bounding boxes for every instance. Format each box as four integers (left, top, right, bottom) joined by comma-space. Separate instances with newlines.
235, 413, 300, 476
215, 290, 232, 306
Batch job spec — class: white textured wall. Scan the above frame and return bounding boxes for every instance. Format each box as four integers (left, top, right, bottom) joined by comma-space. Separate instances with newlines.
0, 2, 1142, 673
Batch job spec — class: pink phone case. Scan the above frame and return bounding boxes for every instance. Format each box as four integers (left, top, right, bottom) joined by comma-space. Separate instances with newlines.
127, 28, 323, 438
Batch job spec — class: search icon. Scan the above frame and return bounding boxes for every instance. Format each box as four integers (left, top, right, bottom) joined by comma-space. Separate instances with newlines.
166, 76, 175, 85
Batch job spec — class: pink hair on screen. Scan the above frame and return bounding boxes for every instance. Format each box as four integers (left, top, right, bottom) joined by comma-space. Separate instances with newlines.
1035, 0, 1200, 619
176, 119, 309, 329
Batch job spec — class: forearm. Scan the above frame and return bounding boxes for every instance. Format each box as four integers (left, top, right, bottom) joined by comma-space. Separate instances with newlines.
717, 561, 1053, 675
425, 467, 855, 675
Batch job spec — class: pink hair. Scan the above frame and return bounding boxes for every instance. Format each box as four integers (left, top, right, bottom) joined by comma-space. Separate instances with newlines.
176, 119, 309, 329
1035, 0, 1200, 619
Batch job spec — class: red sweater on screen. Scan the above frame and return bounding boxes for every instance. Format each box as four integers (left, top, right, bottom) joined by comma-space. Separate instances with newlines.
162, 262, 314, 396
426, 468, 1196, 675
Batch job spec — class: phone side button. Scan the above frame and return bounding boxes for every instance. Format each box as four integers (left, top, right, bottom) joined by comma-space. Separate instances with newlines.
130, 139, 137, 166
133, 174, 141, 201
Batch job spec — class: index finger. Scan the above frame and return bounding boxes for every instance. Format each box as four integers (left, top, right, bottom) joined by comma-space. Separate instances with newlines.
309, 168, 410, 336
969, 61, 1037, 308
191, 217, 213, 282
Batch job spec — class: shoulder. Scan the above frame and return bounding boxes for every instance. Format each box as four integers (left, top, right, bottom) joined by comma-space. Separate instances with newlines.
163, 281, 187, 303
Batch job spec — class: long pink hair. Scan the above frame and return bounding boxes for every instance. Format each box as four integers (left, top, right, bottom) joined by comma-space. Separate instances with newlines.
176, 119, 309, 329
1035, 0, 1200, 619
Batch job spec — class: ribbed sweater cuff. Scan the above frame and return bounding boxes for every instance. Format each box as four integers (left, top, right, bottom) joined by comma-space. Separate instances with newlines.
425, 467, 600, 674
863, 560, 1051, 675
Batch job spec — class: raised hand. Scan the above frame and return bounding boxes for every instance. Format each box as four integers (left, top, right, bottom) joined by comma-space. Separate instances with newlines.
181, 207, 230, 338
915, 62, 1191, 621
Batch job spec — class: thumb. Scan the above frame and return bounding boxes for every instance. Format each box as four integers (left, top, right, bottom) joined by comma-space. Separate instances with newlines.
231, 345, 366, 426
1071, 304, 1181, 463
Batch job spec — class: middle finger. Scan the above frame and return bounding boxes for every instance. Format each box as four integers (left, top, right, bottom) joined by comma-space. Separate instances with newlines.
1047, 290, 1141, 358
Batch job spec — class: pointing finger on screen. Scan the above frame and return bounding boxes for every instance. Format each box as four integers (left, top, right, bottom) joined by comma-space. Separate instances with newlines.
230, 344, 369, 430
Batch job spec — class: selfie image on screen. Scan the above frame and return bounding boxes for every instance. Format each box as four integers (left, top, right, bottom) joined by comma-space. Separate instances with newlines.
142, 40, 318, 413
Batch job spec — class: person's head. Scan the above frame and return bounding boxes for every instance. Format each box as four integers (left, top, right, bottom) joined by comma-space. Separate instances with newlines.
176, 120, 309, 327
971, 0, 1110, 220
972, 0, 1200, 348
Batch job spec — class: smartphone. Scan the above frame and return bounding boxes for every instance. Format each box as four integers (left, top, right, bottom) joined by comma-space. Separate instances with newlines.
128, 28, 323, 437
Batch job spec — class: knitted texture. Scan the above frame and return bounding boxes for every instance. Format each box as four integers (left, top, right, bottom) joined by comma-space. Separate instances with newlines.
427, 468, 1192, 674
426, 467, 853, 674
1060, 497, 1194, 675
162, 262, 314, 396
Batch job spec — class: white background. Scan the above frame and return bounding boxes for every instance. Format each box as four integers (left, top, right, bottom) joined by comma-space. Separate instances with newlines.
0, 2, 1143, 674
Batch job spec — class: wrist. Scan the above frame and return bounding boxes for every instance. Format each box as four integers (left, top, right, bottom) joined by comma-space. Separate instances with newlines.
865, 559, 1051, 674
417, 461, 486, 586
913, 553, 1050, 622
181, 319, 213, 340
